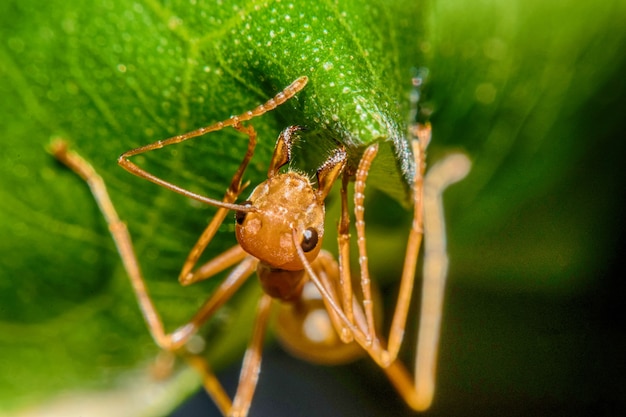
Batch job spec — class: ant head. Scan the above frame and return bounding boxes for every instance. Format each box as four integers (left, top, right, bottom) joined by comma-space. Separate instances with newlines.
235, 172, 324, 270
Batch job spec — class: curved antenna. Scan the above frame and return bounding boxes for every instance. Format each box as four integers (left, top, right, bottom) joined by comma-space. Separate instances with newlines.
117, 77, 309, 212
121, 76, 309, 159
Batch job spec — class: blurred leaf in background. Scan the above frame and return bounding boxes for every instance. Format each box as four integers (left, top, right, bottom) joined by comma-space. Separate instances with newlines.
1, 0, 625, 416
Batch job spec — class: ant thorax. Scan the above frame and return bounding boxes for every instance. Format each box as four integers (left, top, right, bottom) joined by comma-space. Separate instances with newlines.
235, 171, 324, 272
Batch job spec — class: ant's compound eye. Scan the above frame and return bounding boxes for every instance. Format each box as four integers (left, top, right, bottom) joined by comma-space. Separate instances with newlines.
235, 200, 253, 225
301, 227, 319, 253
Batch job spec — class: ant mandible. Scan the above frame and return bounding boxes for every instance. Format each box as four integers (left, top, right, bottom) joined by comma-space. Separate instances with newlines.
51, 76, 470, 416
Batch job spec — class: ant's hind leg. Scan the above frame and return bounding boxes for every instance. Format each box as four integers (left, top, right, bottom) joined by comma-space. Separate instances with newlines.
184, 294, 273, 417
230, 294, 273, 417
50, 139, 169, 345
381, 142, 471, 412
412, 150, 471, 408
50, 140, 257, 352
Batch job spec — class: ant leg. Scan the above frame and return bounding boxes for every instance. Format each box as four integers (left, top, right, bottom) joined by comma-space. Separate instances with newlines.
312, 251, 373, 350
332, 143, 396, 357
411, 150, 471, 408
178, 122, 257, 284
377, 150, 471, 411
117, 77, 308, 210
230, 294, 273, 417
346, 128, 428, 366
184, 354, 233, 415
293, 231, 368, 348
352, 144, 381, 347
306, 251, 358, 341
180, 245, 248, 286
183, 294, 272, 417
386, 127, 428, 360
336, 174, 356, 343
50, 140, 258, 352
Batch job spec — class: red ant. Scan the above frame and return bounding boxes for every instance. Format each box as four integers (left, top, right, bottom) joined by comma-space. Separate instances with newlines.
51, 76, 470, 416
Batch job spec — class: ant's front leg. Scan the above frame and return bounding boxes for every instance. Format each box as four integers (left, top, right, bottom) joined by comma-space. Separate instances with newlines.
331, 123, 471, 410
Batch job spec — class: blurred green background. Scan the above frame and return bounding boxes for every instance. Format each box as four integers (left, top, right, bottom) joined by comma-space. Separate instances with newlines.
1, 0, 625, 416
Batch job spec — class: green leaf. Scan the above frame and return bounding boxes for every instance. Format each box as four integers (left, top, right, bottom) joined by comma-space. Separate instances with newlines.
427, 0, 626, 292
0, 0, 425, 413
1, 0, 625, 415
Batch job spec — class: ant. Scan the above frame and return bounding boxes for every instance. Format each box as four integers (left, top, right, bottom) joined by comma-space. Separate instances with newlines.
51, 75, 470, 416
